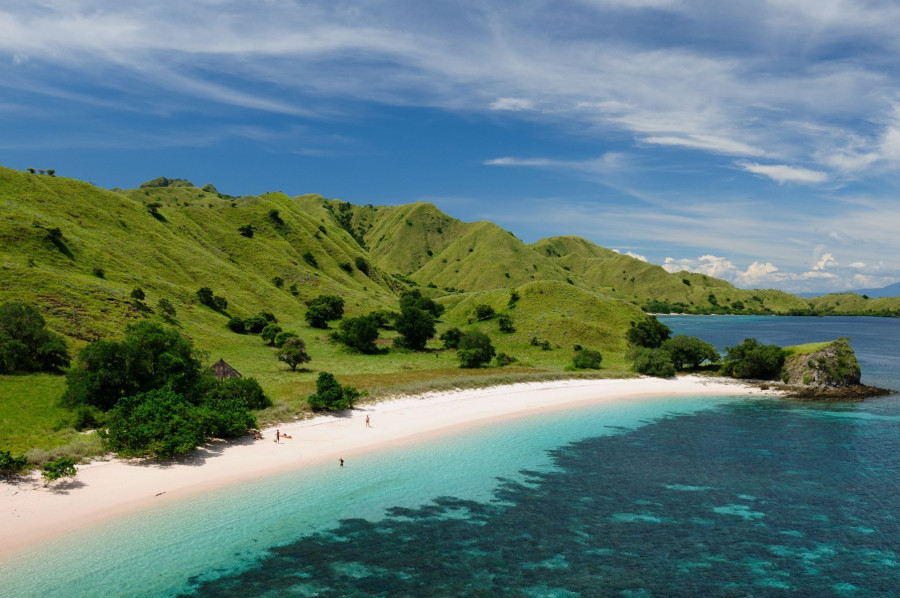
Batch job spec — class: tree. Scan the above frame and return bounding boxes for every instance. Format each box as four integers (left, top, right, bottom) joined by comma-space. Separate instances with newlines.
0, 450, 28, 479
336, 315, 380, 353
130, 287, 146, 302
0, 301, 70, 373
307, 372, 361, 411
157, 298, 176, 319
273, 331, 297, 348
304, 295, 345, 328
626, 316, 672, 349
26, 167, 35, 174
277, 337, 311, 371
440, 327, 463, 349
394, 306, 436, 350
399, 290, 444, 318
497, 314, 515, 333
458, 331, 496, 368
272, 276, 284, 288
662, 335, 720, 371
237, 224, 255, 238
104, 389, 205, 458
41, 456, 76, 486
722, 338, 786, 380
196, 287, 227, 312
632, 348, 676, 378
267, 209, 284, 225
205, 377, 271, 410
303, 251, 318, 268
226, 317, 247, 334
261, 323, 283, 345
64, 321, 206, 410
46, 169, 56, 177
474, 304, 495, 321
572, 349, 603, 370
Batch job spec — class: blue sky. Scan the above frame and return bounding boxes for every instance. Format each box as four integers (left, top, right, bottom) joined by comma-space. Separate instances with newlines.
3, 0, 900, 293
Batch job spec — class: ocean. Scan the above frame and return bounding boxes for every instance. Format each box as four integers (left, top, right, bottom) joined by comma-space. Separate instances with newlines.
4, 316, 900, 597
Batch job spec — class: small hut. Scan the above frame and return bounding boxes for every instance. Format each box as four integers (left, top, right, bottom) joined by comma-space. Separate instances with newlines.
211, 358, 242, 380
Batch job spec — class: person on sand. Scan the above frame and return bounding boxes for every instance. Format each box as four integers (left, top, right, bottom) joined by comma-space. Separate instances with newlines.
339, 458, 344, 467
281, 433, 292, 439
365, 414, 371, 428
275, 429, 280, 443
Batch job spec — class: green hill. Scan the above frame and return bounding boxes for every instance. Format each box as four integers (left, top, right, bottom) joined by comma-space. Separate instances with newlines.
3, 164, 899, 457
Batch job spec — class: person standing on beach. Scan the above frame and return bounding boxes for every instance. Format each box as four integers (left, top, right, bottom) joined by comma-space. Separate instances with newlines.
365, 415, 370, 428
339, 458, 344, 467
276, 429, 280, 443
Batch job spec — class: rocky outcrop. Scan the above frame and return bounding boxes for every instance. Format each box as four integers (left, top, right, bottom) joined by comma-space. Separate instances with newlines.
776, 338, 891, 401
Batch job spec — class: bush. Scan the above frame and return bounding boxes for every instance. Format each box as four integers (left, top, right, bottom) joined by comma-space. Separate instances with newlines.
273, 331, 297, 348
303, 251, 318, 268
157, 298, 176, 319
72, 405, 104, 431
474, 304, 495, 321
64, 321, 206, 410
304, 295, 345, 328
721, 338, 786, 380
662, 335, 720, 371
508, 291, 519, 306
244, 314, 268, 334
399, 290, 444, 318
335, 315, 380, 354
92, 265, 105, 278
104, 389, 205, 459
237, 224, 255, 238
272, 276, 284, 288
394, 306, 436, 350
196, 287, 227, 313
0, 301, 70, 373
632, 348, 676, 378
261, 323, 283, 345
41, 456, 77, 486
267, 209, 284, 225
339, 262, 353, 274
440, 328, 463, 349
308, 372, 362, 411
0, 450, 29, 478
626, 316, 672, 348
206, 377, 271, 410
458, 331, 496, 368
277, 337, 311, 370
226, 317, 247, 334
497, 314, 515, 333
130, 287, 146, 302
354, 257, 370, 275
494, 352, 517, 367
572, 349, 603, 370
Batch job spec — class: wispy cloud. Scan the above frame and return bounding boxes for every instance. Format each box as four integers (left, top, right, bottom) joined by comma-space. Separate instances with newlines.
736, 161, 828, 184
484, 153, 629, 174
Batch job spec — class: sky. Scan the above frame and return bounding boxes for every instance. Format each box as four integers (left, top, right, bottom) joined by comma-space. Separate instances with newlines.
2, 1, 900, 294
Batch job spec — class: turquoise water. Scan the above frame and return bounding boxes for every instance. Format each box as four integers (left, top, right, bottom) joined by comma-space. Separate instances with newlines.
5, 316, 900, 596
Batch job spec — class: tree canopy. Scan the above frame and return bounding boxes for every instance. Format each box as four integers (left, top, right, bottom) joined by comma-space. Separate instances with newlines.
722, 338, 786, 380
308, 372, 362, 411
458, 331, 496, 368
335, 315, 380, 354
0, 301, 70, 373
662, 335, 720, 371
277, 337, 311, 370
394, 306, 436, 350
305, 295, 345, 328
626, 316, 672, 349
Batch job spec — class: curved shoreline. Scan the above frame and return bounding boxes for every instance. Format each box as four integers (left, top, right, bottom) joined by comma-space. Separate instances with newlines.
0, 375, 778, 558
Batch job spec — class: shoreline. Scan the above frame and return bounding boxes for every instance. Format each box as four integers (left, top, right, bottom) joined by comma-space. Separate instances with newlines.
1, 375, 777, 558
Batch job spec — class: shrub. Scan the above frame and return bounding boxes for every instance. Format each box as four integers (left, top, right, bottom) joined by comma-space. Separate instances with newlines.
92, 265, 105, 278
72, 405, 104, 431
632, 348, 676, 378
508, 291, 519, 307
335, 315, 380, 354
399, 290, 444, 318
458, 331, 496, 368
394, 306, 436, 351
273, 331, 297, 348
277, 337, 310, 370
206, 377, 271, 410
308, 372, 362, 411
157, 298, 177, 319
237, 224, 255, 238
267, 209, 284, 225
303, 251, 318, 268
721, 338, 786, 380
196, 287, 228, 312
0, 301, 70, 373
494, 352, 517, 367
662, 335, 720, 371
104, 389, 205, 458
339, 262, 353, 274
474, 304, 495, 321
354, 257, 370, 275
497, 314, 515, 333
289, 284, 299, 296
261, 323, 283, 345
41, 456, 77, 486
130, 287, 146, 302
0, 450, 29, 478
572, 349, 603, 370
244, 314, 268, 334
305, 295, 345, 328
272, 276, 284, 288
225, 317, 247, 334
626, 316, 672, 348
440, 327, 463, 349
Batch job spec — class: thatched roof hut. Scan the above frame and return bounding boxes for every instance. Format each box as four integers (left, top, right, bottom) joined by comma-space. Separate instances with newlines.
211, 358, 242, 380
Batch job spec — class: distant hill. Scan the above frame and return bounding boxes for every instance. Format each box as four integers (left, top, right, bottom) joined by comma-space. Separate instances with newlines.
799, 281, 900, 299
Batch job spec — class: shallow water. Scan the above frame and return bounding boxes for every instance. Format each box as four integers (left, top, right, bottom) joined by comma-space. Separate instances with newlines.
5, 316, 900, 597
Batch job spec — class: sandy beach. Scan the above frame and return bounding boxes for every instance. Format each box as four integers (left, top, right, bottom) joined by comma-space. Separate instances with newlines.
1, 376, 775, 557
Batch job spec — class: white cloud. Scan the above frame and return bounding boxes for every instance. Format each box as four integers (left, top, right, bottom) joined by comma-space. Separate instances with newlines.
489, 97, 535, 111
663, 255, 784, 287
736, 161, 828, 184
812, 252, 836, 271
643, 135, 767, 157
12, 53, 28, 65
483, 153, 629, 174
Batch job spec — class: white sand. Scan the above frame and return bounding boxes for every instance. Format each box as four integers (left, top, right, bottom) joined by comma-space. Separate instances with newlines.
0, 376, 775, 556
